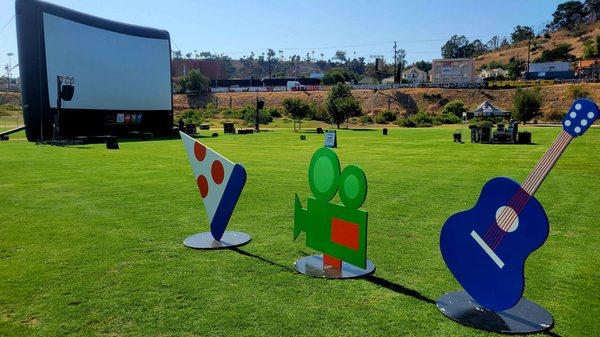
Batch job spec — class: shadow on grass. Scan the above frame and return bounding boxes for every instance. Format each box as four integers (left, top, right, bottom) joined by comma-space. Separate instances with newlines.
542, 330, 563, 337
347, 128, 377, 132
363, 274, 436, 305
229, 247, 295, 273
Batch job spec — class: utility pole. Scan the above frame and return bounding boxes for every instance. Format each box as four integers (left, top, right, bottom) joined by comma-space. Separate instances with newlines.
5, 53, 13, 89
526, 38, 531, 83
393, 42, 398, 83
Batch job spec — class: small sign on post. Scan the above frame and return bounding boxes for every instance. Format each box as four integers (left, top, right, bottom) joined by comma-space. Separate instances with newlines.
324, 131, 337, 148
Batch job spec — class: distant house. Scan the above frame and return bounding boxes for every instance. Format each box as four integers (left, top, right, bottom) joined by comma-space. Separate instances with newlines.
358, 76, 377, 84
479, 68, 508, 79
402, 66, 428, 83
430, 58, 477, 83
526, 61, 575, 80
309, 72, 325, 80
382, 76, 395, 84
575, 59, 600, 81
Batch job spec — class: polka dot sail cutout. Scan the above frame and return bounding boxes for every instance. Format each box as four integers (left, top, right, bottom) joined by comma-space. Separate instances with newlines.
179, 132, 248, 242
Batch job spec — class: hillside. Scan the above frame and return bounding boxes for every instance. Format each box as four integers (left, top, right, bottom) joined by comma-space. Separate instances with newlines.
475, 22, 600, 69
174, 83, 600, 119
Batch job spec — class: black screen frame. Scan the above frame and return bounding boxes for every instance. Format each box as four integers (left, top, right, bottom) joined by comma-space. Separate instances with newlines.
16, 0, 173, 141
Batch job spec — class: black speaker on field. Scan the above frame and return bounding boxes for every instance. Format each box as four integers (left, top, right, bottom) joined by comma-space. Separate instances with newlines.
105, 136, 119, 149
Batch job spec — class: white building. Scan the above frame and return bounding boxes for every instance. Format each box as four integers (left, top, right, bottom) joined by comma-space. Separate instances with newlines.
430, 58, 476, 83
402, 66, 428, 83
479, 68, 509, 79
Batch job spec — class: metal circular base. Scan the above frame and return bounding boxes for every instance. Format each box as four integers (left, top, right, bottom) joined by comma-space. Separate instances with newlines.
293, 255, 375, 279
436, 290, 553, 334
183, 231, 251, 250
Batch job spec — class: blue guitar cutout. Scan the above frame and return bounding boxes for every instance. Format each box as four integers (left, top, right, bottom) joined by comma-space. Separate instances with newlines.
440, 98, 599, 312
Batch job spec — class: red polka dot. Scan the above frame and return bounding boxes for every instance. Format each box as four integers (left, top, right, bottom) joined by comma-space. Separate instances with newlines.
211, 160, 224, 185
194, 143, 206, 161
197, 175, 209, 198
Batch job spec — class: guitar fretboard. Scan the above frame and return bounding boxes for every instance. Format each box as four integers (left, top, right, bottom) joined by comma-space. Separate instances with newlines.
521, 130, 573, 196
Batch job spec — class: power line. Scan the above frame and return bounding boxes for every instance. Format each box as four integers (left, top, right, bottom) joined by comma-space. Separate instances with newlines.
0, 15, 15, 34
172, 34, 496, 56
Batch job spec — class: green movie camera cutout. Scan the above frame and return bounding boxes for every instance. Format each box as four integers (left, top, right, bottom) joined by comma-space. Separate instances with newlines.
294, 147, 370, 273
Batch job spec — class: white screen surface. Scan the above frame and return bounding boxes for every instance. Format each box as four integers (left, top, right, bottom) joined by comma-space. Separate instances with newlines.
43, 13, 171, 110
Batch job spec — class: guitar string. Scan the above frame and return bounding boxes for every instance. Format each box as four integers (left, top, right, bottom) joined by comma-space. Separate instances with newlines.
489, 132, 571, 249
482, 131, 565, 242
488, 132, 569, 247
486, 132, 568, 249
483, 131, 569, 246
492, 132, 572, 248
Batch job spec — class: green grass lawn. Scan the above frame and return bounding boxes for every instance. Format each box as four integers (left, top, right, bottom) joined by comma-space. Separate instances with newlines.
1, 126, 599, 336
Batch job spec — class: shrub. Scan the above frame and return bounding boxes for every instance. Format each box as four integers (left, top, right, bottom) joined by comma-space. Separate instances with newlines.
311, 104, 330, 121
222, 107, 244, 119
373, 110, 397, 124
565, 84, 590, 100
395, 117, 416, 127
442, 100, 468, 117
263, 107, 282, 118
435, 113, 462, 124
380, 110, 397, 122
513, 87, 542, 123
180, 109, 203, 124
202, 103, 219, 119
412, 111, 434, 125
395, 112, 435, 128
359, 115, 373, 124
242, 105, 273, 125
373, 114, 387, 124
544, 109, 566, 122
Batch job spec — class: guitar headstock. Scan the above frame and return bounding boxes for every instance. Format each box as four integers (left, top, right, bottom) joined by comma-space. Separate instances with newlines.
563, 98, 599, 137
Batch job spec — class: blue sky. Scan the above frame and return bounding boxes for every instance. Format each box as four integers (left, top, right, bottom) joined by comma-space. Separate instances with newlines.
1, 0, 566, 77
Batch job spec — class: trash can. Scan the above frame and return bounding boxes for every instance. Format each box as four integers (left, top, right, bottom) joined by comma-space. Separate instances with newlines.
382, 128, 388, 135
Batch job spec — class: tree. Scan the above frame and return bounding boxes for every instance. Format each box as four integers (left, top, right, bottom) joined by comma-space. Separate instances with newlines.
345, 57, 366, 77
442, 100, 468, 118
393, 49, 406, 82
413, 60, 432, 73
322, 68, 356, 85
585, 0, 600, 21
334, 50, 348, 63
535, 43, 575, 62
172, 50, 182, 59
513, 88, 542, 123
282, 98, 311, 131
486, 36, 500, 51
468, 39, 488, 57
441, 35, 469, 58
549, 1, 585, 30
511, 25, 535, 44
507, 57, 525, 80
180, 69, 209, 93
326, 83, 360, 128
583, 40, 597, 58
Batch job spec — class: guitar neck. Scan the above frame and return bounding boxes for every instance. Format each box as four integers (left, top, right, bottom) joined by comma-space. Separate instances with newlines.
521, 130, 572, 196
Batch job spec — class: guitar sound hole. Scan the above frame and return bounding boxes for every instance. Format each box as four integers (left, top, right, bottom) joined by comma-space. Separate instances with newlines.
495, 206, 519, 233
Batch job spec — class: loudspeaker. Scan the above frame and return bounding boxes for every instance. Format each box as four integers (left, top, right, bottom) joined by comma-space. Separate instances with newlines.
60, 84, 75, 101
105, 136, 119, 149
